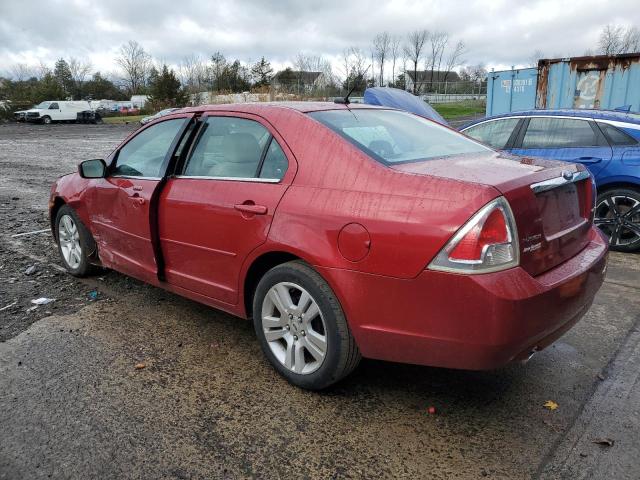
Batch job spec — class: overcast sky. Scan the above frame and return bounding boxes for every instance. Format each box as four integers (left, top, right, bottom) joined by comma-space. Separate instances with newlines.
1, 0, 639, 79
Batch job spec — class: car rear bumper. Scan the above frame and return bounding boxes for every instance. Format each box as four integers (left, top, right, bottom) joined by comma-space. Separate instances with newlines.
317, 226, 608, 370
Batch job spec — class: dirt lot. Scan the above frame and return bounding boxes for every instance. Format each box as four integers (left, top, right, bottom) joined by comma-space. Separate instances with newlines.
0, 122, 639, 479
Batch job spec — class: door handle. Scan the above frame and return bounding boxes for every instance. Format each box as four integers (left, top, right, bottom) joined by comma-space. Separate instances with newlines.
576, 156, 602, 164
234, 203, 268, 215
129, 193, 145, 205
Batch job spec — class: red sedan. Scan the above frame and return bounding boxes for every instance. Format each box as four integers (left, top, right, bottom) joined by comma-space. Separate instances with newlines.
49, 103, 608, 390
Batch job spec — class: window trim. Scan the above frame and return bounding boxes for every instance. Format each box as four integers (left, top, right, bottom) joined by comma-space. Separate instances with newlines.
178, 114, 288, 183
173, 175, 281, 183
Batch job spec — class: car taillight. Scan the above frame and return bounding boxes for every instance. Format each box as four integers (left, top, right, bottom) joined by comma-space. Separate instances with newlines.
428, 197, 519, 274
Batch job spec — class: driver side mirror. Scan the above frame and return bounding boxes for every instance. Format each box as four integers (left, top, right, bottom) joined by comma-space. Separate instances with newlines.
78, 159, 107, 179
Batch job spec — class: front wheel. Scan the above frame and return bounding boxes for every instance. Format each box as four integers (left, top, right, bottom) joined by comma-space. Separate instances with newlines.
55, 205, 99, 276
41, 116, 52, 125
594, 188, 640, 252
253, 261, 360, 390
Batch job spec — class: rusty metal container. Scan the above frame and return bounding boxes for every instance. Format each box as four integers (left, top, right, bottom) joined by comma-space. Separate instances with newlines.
537, 53, 640, 110
486, 53, 640, 115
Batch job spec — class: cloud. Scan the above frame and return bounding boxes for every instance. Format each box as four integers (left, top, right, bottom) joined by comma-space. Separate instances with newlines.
0, 0, 639, 78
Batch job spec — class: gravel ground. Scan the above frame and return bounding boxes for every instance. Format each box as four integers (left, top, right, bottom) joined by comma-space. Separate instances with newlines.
0, 122, 639, 479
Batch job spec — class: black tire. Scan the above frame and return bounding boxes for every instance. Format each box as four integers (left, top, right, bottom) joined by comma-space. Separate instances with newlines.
41, 115, 51, 125
55, 205, 99, 276
253, 260, 361, 390
595, 188, 640, 253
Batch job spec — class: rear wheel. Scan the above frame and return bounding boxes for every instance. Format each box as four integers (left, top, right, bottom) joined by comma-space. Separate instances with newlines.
55, 205, 99, 276
594, 188, 640, 252
253, 261, 360, 390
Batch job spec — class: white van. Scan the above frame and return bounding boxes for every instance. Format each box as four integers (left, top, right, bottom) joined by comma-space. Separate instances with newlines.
25, 101, 93, 124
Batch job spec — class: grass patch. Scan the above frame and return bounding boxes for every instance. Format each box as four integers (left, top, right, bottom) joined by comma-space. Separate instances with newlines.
102, 115, 144, 124
432, 101, 486, 120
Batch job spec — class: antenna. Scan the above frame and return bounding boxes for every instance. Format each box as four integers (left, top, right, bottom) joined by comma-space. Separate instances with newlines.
335, 64, 372, 105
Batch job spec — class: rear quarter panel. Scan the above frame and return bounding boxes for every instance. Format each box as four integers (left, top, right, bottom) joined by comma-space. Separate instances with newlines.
262, 109, 500, 279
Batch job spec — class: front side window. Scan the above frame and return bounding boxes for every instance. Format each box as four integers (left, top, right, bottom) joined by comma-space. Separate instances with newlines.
521, 118, 597, 148
49, 103, 59, 110
463, 118, 520, 149
112, 119, 185, 178
309, 109, 489, 164
184, 116, 284, 179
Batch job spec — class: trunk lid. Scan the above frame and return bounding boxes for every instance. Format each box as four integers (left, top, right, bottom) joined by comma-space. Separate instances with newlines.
391, 151, 594, 276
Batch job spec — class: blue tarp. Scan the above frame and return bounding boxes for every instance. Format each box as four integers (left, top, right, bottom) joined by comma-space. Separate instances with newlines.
363, 87, 448, 126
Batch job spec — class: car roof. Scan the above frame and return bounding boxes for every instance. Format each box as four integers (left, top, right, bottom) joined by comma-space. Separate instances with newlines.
463, 108, 640, 128
179, 101, 384, 115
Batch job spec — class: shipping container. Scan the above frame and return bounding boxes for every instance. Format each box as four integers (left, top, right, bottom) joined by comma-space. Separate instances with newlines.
486, 67, 538, 116
486, 53, 640, 116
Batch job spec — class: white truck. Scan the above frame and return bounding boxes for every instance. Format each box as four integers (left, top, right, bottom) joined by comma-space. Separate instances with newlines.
24, 101, 93, 124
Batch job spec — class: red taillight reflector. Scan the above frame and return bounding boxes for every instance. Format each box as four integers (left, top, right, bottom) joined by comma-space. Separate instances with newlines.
449, 208, 508, 261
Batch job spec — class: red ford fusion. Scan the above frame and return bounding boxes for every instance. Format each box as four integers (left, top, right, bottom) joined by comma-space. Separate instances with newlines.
49, 102, 608, 390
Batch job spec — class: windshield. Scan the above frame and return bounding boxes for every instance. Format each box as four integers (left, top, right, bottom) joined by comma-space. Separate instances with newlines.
34, 102, 51, 109
309, 109, 490, 164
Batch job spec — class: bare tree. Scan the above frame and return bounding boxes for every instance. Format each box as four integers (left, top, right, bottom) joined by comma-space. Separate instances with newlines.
598, 24, 623, 55
340, 47, 368, 92
179, 54, 208, 93
621, 26, 640, 53
598, 24, 640, 55
389, 35, 401, 86
10, 63, 36, 81
68, 58, 92, 95
427, 32, 448, 84
373, 32, 390, 86
443, 41, 466, 82
115, 40, 152, 94
404, 29, 428, 94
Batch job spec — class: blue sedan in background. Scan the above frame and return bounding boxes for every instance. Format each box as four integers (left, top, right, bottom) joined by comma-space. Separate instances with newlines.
462, 109, 640, 252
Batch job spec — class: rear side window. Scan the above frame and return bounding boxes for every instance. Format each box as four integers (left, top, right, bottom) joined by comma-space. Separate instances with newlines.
184, 116, 286, 180
259, 140, 288, 180
113, 119, 185, 177
598, 123, 638, 146
309, 109, 489, 164
521, 118, 598, 148
463, 118, 520, 149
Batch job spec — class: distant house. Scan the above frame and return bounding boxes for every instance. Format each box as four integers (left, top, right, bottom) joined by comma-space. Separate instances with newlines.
272, 70, 328, 91
405, 70, 461, 92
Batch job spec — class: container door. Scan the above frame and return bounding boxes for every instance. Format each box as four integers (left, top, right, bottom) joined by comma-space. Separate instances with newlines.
574, 70, 605, 109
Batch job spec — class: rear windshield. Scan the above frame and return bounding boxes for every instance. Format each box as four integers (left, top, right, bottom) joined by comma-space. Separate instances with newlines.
309, 109, 490, 164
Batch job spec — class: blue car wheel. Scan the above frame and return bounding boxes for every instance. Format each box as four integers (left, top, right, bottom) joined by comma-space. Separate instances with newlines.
594, 188, 640, 252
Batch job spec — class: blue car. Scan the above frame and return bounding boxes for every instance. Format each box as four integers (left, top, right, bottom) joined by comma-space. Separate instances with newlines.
461, 109, 640, 252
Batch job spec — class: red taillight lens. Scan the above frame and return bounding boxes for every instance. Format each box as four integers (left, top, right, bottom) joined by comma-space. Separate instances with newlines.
428, 197, 519, 274
449, 209, 509, 261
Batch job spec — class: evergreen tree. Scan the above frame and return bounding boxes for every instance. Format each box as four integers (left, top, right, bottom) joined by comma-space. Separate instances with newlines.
84, 73, 127, 100
251, 57, 273, 88
53, 59, 73, 98
147, 64, 188, 106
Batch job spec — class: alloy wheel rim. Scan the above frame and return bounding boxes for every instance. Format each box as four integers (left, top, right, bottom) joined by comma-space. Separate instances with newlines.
594, 195, 640, 247
261, 282, 327, 375
58, 215, 82, 269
